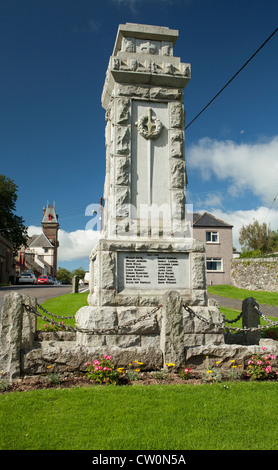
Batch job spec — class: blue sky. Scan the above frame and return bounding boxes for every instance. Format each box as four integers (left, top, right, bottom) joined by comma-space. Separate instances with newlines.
1, 0, 278, 271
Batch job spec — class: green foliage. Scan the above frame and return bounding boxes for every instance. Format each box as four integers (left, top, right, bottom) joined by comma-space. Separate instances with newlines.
56, 267, 72, 284
239, 219, 276, 254
179, 367, 193, 380
86, 355, 121, 385
0, 174, 28, 254
71, 267, 86, 280
239, 249, 262, 258
247, 348, 277, 380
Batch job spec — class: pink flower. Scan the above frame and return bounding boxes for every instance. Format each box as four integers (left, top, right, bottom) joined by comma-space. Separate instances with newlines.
104, 355, 111, 360
266, 366, 272, 374
103, 367, 111, 371
261, 347, 267, 351
93, 360, 100, 365
85, 362, 91, 366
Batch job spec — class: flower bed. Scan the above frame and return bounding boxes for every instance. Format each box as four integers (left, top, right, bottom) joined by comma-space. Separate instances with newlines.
1, 348, 278, 393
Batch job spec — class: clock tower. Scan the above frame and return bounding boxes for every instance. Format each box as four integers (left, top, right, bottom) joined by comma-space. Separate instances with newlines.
41, 202, 59, 277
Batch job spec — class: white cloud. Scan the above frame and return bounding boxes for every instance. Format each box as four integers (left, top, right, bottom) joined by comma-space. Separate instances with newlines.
187, 136, 278, 205
27, 226, 100, 262
58, 229, 100, 262
28, 225, 42, 236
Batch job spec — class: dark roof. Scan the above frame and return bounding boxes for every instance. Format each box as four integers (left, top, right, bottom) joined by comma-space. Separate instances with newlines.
193, 212, 233, 228
29, 232, 54, 248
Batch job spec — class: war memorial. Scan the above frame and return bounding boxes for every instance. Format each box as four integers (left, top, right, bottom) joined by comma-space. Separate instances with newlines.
1, 23, 277, 380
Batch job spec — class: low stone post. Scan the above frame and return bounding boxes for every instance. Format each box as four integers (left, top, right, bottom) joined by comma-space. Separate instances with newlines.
72, 275, 79, 293
242, 297, 261, 345
160, 290, 185, 368
0, 292, 37, 381
21, 294, 37, 348
0, 292, 23, 381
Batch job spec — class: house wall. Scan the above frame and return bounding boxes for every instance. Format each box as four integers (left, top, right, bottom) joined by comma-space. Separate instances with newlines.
26, 246, 54, 270
193, 226, 233, 285
0, 235, 14, 284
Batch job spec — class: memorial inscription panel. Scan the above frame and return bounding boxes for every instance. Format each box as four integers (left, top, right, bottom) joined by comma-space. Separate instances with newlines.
118, 252, 189, 290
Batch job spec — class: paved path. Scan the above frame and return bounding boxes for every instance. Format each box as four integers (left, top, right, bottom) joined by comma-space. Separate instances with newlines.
208, 293, 278, 318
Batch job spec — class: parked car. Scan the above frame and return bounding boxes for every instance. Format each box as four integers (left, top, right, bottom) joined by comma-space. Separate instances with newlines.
37, 275, 54, 285
18, 273, 37, 284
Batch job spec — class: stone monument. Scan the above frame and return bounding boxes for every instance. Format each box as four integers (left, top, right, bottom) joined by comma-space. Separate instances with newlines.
88, 23, 207, 308
76, 23, 224, 366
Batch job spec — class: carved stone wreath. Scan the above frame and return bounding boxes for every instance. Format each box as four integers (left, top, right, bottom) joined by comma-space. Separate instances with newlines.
135, 109, 163, 140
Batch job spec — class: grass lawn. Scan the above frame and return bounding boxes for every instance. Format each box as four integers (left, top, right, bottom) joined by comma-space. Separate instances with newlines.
37, 292, 88, 329
207, 285, 278, 307
1, 382, 278, 450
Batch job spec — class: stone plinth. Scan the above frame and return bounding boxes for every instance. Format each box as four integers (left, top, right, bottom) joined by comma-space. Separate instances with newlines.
87, 237, 207, 308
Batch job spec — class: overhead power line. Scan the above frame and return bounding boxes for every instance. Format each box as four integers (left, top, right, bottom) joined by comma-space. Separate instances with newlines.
185, 26, 278, 131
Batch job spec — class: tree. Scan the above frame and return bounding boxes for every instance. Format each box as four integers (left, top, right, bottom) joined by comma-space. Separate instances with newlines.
0, 174, 28, 254
239, 219, 274, 254
56, 267, 72, 284
72, 267, 86, 280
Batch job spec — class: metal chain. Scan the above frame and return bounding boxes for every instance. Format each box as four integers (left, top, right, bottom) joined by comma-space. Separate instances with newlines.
254, 305, 278, 327
24, 301, 278, 336
37, 303, 76, 319
23, 303, 162, 335
183, 304, 225, 327
183, 304, 278, 333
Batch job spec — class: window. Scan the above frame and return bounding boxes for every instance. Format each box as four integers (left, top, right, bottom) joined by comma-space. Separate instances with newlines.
206, 231, 219, 243
44, 248, 49, 253
206, 258, 222, 271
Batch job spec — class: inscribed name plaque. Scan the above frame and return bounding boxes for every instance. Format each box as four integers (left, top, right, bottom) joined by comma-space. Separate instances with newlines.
118, 252, 189, 290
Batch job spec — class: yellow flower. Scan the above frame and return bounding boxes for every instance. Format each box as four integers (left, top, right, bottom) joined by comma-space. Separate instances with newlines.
46, 365, 51, 369
165, 363, 175, 367
238, 365, 242, 368
232, 365, 237, 368
128, 363, 132, 366
207, 370, 212, 373
216, 361, 221, 364
230, 360, 235, 363
135, 369, 141, 373
137, 362, 143, 365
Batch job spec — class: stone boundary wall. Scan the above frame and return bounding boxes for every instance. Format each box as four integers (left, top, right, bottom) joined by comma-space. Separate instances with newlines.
231, 257, 278, 292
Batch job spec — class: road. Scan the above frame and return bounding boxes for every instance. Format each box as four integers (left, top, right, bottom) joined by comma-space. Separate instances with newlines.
0, 284, 74, 310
